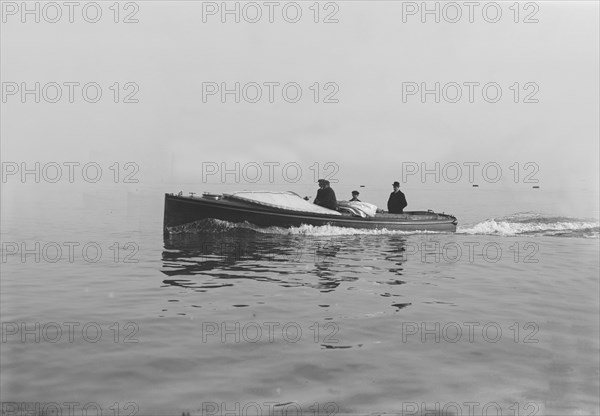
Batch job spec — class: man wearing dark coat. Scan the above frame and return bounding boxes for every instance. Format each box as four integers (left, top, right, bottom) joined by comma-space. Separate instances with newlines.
314, 179, 337, 210
388, 181, 407, 213
349, 191, 361, 202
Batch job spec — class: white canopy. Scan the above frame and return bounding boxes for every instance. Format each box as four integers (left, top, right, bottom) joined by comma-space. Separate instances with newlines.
225, 191, 343, 216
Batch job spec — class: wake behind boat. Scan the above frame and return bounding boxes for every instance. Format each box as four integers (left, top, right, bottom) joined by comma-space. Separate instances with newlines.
163, 191, 458, 233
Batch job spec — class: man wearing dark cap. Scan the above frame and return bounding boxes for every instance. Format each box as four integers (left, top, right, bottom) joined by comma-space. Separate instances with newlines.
350, 191, 361, 202
388, 181, 407, 214
314, 179, 338, 210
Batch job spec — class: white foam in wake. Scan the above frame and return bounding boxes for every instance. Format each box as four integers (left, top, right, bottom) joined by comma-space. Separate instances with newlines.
247, 223, 446, 236
458, 217, 599, 237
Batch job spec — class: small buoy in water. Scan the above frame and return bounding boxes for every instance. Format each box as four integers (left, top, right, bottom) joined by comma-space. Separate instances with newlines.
360, 185, 365, 187
533, 186, 540, 189
472, 184, 479, 187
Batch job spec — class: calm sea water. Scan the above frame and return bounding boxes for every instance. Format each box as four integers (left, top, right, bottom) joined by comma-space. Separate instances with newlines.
1, 185, 599, 416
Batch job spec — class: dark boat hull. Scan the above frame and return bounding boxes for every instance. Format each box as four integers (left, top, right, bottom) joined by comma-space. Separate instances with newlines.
164, 193, 457, 233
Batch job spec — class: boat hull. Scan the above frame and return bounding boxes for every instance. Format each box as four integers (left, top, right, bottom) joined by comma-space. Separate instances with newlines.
163, 193, 457, 233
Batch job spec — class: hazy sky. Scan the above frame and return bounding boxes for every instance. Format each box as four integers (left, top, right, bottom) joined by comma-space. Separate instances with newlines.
1, 1, 598, 199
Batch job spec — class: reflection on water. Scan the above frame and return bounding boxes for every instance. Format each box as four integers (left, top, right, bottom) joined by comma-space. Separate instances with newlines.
161, 228, 409, 311
156, 226, 600, 415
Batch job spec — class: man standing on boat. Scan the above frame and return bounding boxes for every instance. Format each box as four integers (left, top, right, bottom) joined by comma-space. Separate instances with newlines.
314, 179, 338, 210
388, 181, 407, 213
